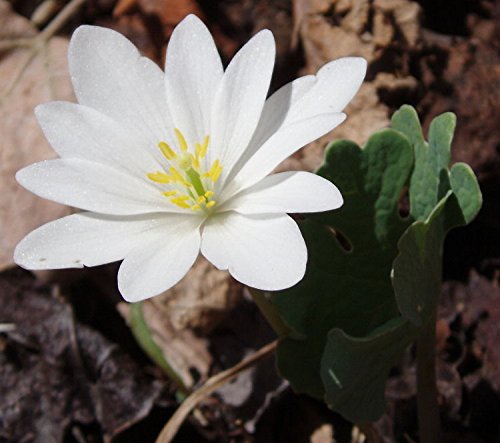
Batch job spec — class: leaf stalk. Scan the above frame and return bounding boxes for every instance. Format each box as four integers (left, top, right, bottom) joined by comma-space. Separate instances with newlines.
416, 312, 441, 443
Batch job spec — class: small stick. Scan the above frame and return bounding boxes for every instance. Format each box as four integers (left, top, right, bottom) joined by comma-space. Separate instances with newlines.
155, 340, 278, 443
0, 0, 86, 101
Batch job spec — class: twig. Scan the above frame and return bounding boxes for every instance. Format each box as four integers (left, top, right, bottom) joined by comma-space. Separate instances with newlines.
0, 323, 16, 333
0, 0, 86, 102
38, 0, 87, 42
155, 340, 278, 443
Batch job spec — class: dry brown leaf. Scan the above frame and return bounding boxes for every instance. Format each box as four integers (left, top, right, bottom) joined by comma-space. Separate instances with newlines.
1, 268, 163, 442
288, 0, 423, 170
119, 257, 242, 388
155, 256, 242, 333
0, 0, 73, 270
310, 423, 334, 443
137, 0, 202, 27
374, 0, 421, 46
119, 298, 213, 390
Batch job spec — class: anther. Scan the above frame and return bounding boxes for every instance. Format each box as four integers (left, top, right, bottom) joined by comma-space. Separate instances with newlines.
147, 171, 171, 184
174, 128, 188, 152
158, 142, 176, 160
162, 190, 177, 197
170, 196, 190, 209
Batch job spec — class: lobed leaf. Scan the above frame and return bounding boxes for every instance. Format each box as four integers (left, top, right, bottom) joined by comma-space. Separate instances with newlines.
273, 105, 482, 423
321, 317, 416, 422
273, 129, 413, 398
391, 105, 455, 221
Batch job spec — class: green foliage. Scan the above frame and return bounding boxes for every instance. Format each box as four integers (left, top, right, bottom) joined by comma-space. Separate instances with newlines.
129, 302, 189, 395
272, 105, 482, 422
321, 318, 415, 421
273, 129, 414, 398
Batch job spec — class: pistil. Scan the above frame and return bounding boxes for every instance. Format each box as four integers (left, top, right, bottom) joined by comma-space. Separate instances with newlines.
147, 129, 221, 212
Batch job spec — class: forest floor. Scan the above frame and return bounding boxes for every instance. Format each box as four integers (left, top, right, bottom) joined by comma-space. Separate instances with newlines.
0, 0, 499, 442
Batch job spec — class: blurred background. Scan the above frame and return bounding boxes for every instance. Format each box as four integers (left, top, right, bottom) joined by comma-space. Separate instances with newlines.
0, 0, 498, 442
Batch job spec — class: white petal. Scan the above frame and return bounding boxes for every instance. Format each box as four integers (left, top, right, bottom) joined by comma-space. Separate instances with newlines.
200, 212, 307, 290
165, 15, 223, 146
209, 30, 275, 183
14, 212, 175, 270
35, 102, 161, 177
69, 25, 170, 145
222, 171, 343, 214
16, 159, 186, 215
118, 217, 201, 302
224, 57, 366, 191
252, 57, 366, 148
221, 113, 346, 200
230, 75, 317, 170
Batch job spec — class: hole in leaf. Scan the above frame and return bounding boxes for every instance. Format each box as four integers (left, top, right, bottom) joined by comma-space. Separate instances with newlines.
398, 186, 410, 218
326, 226, 353, 253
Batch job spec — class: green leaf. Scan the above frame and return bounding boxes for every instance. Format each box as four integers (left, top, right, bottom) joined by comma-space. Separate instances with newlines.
272, 106, 482, 423
320, 194, 455, 422
392, 193, 451, 325
449, 163, 482, 226
129, 302, 189, 395
321, 317, 416, 422
391, 106, 456, 221
391, 106, 482, 324
272, 129, 413, 398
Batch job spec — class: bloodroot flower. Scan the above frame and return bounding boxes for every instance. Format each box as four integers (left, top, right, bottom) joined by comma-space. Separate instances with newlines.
14, 15, 366, 302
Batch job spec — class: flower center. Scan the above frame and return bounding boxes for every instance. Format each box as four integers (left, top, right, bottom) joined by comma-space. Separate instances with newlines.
146, 128, 222, 212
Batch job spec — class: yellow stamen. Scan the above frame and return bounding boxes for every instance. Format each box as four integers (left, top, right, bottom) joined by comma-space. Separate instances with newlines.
169, 166, 191, 187
175, 128, 188, 152
170, 196, 190, 209
195, 135, 209, 158
158, 142, 176, 160
148, 131, 220, 212
147, 171, 171, 184
210, 160, 223, 182
162, 190, 177, 197
203, 160, 222, 182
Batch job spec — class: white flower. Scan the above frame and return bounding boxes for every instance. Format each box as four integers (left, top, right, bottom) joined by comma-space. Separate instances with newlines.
14, 15, 366, 302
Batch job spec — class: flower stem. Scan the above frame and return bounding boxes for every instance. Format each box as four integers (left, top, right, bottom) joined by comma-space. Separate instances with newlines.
416, 313, 441, 443
247, 288, 290, 338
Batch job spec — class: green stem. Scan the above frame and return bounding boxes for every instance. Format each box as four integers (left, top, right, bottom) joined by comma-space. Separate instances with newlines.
416, 313, 440, 443
130, 302, 190, 396
248, 288, 290, 338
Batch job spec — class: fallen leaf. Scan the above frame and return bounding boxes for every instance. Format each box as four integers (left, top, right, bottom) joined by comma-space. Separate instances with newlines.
286, 0, 423, 173
119, 297, 213, 390
0, 0, 73, 270
158, 256, 242, 334
118, 257, 242, 389
0, 267, 163, 442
